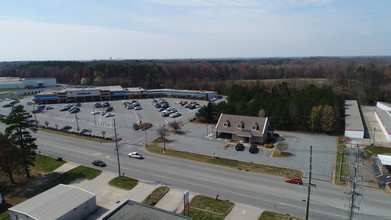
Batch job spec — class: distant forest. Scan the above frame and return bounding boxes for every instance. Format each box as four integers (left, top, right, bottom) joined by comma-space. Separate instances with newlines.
1, 57, 391, 104
1, 57, 391, 133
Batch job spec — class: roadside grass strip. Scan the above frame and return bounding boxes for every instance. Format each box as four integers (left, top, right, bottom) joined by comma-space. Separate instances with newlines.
38, 127, 114, 143
259, 210, 303, 220
142, 186, 169, 206
183, 195, 234, 220
58, 166, 102, 184
109, 176, 138, 190
364, 146, 391, 158
147, 139, 302, 177
31, 154, 66, 174
334, 137, 348, 185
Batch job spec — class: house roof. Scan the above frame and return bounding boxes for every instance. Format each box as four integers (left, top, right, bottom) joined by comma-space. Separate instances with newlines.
9, 184, 95, 220
378, 154, 391, 166
215, 113, 268, 137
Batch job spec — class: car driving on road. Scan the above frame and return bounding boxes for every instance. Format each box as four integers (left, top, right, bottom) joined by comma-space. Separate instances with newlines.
284, 177, 303, 185
92, 160, 106, 167
128, 152, 144, 159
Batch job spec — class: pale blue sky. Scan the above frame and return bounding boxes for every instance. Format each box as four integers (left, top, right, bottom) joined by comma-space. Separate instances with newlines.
0, 0, 390, 61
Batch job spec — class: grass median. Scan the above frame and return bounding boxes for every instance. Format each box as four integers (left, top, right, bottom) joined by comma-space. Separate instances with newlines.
38, 128, 114, 143
146, 139, 302, 177
259, 210, 303, 220
183, 195, 234, 220
109, 176, 138, 190
334, 137, 348, 185
142, 186, 169, 206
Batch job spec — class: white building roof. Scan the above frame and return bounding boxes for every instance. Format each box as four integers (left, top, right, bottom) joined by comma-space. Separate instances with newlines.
345, 100, 364, 132
9, 184, 95, 220
378, 154, 391, 166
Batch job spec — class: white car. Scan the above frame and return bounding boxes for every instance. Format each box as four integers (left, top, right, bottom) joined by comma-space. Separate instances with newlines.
105, 112, 114, 117
45, 105, 53, 110
170, 112, 181, 118
134, 106, 142, 110
91, 111, 100, 115
128, 152, 144, 159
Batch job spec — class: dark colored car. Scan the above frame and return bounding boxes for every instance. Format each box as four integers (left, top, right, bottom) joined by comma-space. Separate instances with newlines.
235, 143, 245, 151
102, 102, 110, 107
76, 102, 81, 107
70, 107, 80, 114
94, 102, 102, 108
133, 123, 140, 130
92, 160, 106, 167
60, 125, 72, 131
285, 177, 303, 185
60, 106, 71, 111
249, 144, 258, 154
104, 106, 113, 112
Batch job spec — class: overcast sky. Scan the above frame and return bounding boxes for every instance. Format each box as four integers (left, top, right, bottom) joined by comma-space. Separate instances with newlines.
1, 0, 390, 61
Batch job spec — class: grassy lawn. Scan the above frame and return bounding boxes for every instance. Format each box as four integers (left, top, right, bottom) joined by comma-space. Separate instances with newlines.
0, 88, 25, 92
259, 211, 303, 220
146, 140, 302, 177
142, 186, 169, 206
109, 176, 138, 190
39, 128, 113, 143
334, 137, 348, 185
183, 195, 234, 220
57, 166, 101, 184
364, 146, 391, 158
30, 154, 66, 174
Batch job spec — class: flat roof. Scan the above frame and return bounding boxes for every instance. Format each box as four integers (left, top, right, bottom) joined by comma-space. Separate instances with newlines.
9, 184, 95, 220
345, 100, 364, 132
148, 88, 215, 94
376, 108, 391, 134
103, 200, 191, 220
378, 154, 391, 166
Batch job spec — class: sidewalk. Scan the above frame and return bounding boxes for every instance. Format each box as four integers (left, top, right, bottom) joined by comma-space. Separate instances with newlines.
55, 162, 264, 220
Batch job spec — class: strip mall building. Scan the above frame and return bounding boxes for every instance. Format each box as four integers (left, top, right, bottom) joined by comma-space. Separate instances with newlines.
33, 86, 217, 103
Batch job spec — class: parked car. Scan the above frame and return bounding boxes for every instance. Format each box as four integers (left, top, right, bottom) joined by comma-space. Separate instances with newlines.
162, 112, 169, 117
0, 114, 6, 119
27, 101, 34, 105
284, 177, 303, 185
2, 103, 13, 108
60, 125, 72, 131
134, 106, 142, 110
104, 106, 113, 112
70, 107, 80, 114
249, 144, 258, 154
102, 102, 110, 107
91, 111, 100, 115
128, 152, 144, 159
45, 105, 53, 110
79, 128, 91, 134
94, 102, 102, 108
170, 112, 181, 118
92, 160, 106, 167
76, 102, 81, 107
105, 112, 114, 117
60, 106, 71, 111
133, 123, 139, 130
235, 143, 245, 151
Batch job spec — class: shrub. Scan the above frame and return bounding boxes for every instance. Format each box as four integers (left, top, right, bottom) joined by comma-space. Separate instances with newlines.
272, 149, 281, 157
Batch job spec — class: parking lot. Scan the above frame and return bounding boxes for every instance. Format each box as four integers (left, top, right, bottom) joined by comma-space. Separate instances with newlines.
0, 97, 337, 181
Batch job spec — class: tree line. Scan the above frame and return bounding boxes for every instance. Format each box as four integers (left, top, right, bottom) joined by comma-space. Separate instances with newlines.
196, 83, 343, 134
1, 57, 391, 104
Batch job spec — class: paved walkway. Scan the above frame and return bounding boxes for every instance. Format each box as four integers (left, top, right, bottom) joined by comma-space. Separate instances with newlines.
54, 162, 264, 219
225, 203, 264, 220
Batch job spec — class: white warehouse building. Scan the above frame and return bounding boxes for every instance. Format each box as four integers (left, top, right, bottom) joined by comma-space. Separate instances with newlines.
8, 184, 97, 220
375, 102, 391, 141
0, 77, 56, 89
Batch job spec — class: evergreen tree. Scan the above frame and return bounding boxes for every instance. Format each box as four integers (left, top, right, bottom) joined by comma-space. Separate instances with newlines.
4, 105, 38, 178
0, 133, 22, 184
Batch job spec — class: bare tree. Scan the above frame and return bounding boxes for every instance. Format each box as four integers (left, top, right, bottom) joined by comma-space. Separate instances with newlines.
156, 125, 169, 139
55, 124, 58, 130
101, 130, 106, 138
168, 120, 182, 134
44, 121, 49, 128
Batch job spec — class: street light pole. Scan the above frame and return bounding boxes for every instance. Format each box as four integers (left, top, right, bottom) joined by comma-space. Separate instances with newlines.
305, 145, 313, 220
75, 112, 80, 132
114, 118, 121, 177
373, 128, 376, 145
163, 124, 166, 153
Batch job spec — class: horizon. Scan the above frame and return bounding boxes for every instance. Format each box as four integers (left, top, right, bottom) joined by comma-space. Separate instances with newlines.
1, 0, 390, 61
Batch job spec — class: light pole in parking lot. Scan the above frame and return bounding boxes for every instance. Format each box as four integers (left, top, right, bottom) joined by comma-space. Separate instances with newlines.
163, 124, 166, 153
113, 118, 121, 177
75, 112, 80, 132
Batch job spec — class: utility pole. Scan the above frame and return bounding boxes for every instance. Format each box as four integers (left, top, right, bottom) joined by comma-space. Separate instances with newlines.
75, 112, 80, 132
113, 118, 121, 177
144, 129, 147, 147
305, 145, 313, 220
163, 124, 166, 153
348, 145, 361, 220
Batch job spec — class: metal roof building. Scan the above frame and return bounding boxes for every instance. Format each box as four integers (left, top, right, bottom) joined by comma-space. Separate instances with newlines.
344, 100, 364, 139
8, 184, 96, 220
102, 199, 191, 220
375, 102, 391, 141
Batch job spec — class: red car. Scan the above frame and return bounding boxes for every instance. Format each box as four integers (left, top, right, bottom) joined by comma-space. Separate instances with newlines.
285, 177, 303, 185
